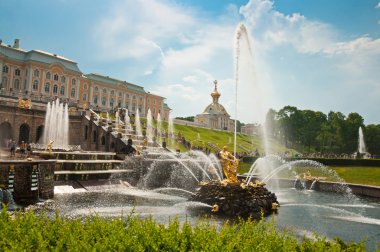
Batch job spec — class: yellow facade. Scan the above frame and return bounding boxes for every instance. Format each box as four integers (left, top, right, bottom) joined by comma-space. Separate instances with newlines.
0, 39, 170, 120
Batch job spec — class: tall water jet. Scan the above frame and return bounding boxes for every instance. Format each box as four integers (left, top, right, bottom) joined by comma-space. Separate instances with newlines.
233, 23, 271, 155
157, 113, 162, 142
42, 98, 69, 150
358, 127, 367, 154
146, 108, 154, 142
168, 112, 175, 143
135, 108, 142, 138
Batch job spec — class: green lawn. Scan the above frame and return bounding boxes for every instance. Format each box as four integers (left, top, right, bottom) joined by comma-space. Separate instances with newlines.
164, 122, 296, 155
238, 161, 380, 187
330, 166, 380, 187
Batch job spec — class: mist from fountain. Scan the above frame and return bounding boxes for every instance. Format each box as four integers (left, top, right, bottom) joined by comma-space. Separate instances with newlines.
146, 109, 154, 142
168, 112, 175, 145
358, 127, 367, 154
234, 23, 271, 155
42, 98, 69, 149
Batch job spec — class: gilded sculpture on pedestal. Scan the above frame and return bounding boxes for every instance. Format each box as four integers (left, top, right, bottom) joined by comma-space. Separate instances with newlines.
219, 146, 239, 184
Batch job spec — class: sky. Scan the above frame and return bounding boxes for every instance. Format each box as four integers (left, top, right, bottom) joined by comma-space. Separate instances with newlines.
1, 0, 379, 124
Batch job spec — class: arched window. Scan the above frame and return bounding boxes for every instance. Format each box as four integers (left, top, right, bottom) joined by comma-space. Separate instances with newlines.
2, 65, 9, 73
118, 92, 122, 97
34, 69, 39, 77
103, 88, 107, 94
110, 98, 114, 108
46, 72, 51, 80
125, 102, 129, 109
110, 90, 114, 95
71, 78, 76, 85
71, 88, 76, 98
33, 80, 39, 91
44, 82, 50, 93
95, 86, 98, 91
83, 83, 87, 89
15, 69, 21, 76
53, 74, 59, 81
101, 97, 106, 106
60, 86, 65, 95
83, 93, 87, 101
53, 84, 58, 94
14, 79, 20, 89
93, 95, 98, 104
118, 100, 122, 107
1, 77, 7, 89
61, 76, 66, 83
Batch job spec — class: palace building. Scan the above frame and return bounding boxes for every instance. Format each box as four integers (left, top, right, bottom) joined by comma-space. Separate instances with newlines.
0, 39, 170, 121
194, 80, 234, 131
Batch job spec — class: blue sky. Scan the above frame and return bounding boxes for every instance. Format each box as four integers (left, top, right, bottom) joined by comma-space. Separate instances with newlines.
1, 0, 379, 124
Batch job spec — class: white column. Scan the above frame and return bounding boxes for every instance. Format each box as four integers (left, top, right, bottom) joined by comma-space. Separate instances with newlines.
28, 65, 33, 93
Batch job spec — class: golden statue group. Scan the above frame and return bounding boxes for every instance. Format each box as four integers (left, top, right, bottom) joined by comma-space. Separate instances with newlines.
219, 146, 239, 184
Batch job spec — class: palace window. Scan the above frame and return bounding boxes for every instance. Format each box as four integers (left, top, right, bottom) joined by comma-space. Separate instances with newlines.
34, 69, 39, 77
71, 88, 76, 98
60, 86, 65, 95
110, 90, 114, 95
71, 78, 76, 85
15, 69, 21, 76
95, 86, 98, 91
118, 100, 122, 107
83, 93, 87, 101
53, 84, 58, 94
125, 102, 129, 109
54, 74, 59, 81
118, 92, 122, 97
132, 95, 136, 100
153, 100, 156, 105
110, 98, 114, 108
14, 79, 20, 89
103, 88, 107, 94
61, 76, 66, 83
139, 97, 143, 102
125, 94, 129, 99
94, 95, 98, 104
46, 72, 51, 80
2, 77, 8, 89
33, 80, 39, 91
147, 99, 150, 104
101, 97, 106, 106
44, 83, 50, 93
83, 83, 87, 90
2, 65, 9, 73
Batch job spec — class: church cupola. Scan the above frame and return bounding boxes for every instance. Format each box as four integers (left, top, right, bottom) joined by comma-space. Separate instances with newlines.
211, 80, 220, 104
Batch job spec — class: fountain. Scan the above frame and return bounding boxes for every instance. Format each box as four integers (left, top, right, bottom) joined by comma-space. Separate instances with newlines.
135, 108, 143, 138
17, 23, 380, 250
146, 109, 154, 143
156, 112, 162, 143
41, 98, 69, 150
358, 127, 368, 157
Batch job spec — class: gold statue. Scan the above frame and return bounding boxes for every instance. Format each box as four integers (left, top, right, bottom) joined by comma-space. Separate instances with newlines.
18, 97, 31, 109
46, 140, 54, 153
219, 146, 239, 184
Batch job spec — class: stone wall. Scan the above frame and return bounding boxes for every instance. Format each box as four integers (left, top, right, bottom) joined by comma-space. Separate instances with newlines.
0, 160, 56, 205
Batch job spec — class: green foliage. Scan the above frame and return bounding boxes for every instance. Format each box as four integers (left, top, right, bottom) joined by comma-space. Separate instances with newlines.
0, 209, 367, 251
267, 106, 380, 155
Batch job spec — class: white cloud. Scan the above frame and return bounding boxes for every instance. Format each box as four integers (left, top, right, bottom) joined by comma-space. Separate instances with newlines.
376, 2, 380, 8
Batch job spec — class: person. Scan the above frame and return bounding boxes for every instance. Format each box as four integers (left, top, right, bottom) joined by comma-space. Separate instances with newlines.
26, 143, 32, 157
219, 146, 239, 184
20, 141, 26, 157
10, 140, 16, 158
124, 138, 136, 156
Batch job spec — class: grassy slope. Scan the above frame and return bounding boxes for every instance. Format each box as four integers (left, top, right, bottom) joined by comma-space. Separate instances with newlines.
164, 122, 296, 155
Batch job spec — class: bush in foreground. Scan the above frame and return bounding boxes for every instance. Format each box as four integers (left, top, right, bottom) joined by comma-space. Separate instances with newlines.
0, 208, 366, 251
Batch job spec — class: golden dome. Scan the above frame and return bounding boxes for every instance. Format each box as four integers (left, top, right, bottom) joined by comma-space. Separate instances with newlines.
211, 80, 220, 103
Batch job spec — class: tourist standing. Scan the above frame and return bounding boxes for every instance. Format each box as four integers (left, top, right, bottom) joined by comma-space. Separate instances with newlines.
10, 140, 16, 158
